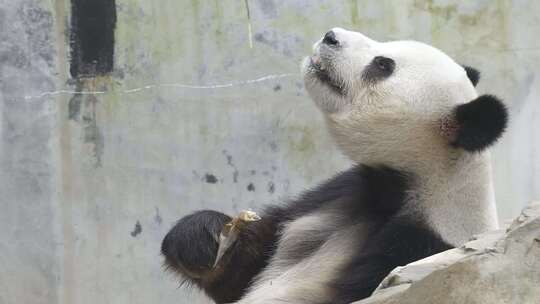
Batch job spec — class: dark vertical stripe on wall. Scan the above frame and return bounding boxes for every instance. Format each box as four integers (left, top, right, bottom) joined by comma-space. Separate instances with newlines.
70, 0, 117, 78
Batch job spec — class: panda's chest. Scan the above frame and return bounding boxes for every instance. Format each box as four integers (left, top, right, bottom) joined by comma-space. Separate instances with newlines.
273, 210, 370, 271
407, 167, 499, 246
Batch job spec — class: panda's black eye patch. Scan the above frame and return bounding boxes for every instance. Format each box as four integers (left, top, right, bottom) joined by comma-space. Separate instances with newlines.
363, 56, 395, 83
374, 56, 395, 72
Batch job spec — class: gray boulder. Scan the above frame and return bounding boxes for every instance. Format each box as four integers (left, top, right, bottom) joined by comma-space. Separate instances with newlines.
354, 202, 540, 304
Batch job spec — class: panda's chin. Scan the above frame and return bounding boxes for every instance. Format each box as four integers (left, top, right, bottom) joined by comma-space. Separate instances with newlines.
304, 56, 345, 96
302, 57, 349, 113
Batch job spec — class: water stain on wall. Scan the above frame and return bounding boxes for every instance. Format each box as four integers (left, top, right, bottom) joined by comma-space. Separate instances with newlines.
414, 0, 457, 21
154, 207, 163, 225
70, 0, 117, 77
68, 0, 118, 168
257, 0, 278, 19
205, 173, 218, 184
81, 95, 104, 167
223, 150, 239, 183
67, 79, 106, 167
267, 181, 275, 194
413, 0, 511, 52
130, 221, 142, 237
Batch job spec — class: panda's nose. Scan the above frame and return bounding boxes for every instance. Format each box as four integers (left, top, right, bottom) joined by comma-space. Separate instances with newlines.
322, 31, 339, 46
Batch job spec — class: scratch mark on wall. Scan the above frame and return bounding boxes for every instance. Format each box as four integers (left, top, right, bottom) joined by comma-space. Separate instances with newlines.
154, 207, 163, 225
23, 73, 298, 100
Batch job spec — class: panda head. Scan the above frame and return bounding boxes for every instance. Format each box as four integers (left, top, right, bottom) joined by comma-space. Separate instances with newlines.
302, 28, 508, 170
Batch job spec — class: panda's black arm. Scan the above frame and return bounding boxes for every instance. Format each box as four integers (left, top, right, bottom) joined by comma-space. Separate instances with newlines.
161, 165, 410, 303
330, 217, 453, 304
159, 167, 366, 302
161, 209, 281, 303
160, 197, 344, 304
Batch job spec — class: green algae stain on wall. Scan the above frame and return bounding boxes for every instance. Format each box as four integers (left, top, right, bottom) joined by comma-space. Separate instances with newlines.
212, 0, 225, 47
346, 1, 404, 39
414, 0, 458, 20
458, 0, 511, 51
350, 0, 360, 26
190, 0, 204, 76
411, 0, 511, 53
114, 1, 203, 87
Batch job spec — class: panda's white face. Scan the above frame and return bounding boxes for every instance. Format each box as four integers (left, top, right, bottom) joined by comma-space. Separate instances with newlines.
302, 28, 478, 170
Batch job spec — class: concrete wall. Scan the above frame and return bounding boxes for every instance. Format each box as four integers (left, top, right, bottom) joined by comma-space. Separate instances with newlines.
0, 0, 538, 303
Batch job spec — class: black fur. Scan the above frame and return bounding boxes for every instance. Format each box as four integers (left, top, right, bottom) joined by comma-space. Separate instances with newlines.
463, 66, 480, 87
162, 210, 278, 303
322, 30, 339, 46
204, 217, 278, 303
331, 217, 452, 303
162, 165, 424, 303
161, 210, 230, 279
452, 94, 508, 152
362, 56, 396, 83
267, 165, 412, 222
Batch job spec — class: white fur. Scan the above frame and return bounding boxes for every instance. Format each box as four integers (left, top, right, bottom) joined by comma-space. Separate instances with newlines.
237, 208, 366, 304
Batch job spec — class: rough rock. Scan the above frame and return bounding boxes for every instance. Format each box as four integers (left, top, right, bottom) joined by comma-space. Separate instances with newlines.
354, 202, 540, 304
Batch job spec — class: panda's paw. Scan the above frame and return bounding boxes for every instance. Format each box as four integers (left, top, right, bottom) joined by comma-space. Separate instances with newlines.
161, 210, 231, 279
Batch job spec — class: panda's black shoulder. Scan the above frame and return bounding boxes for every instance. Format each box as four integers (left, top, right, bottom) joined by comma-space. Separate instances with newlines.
332, 214, 453, 303
264, 164, 414, 222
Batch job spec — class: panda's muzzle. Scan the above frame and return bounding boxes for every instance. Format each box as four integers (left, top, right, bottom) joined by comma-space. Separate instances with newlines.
308, 56, 346, 95
304, 29, 347, 95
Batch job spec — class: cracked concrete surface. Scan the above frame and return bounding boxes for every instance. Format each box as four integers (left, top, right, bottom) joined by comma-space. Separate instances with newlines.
23, 73, 297, 100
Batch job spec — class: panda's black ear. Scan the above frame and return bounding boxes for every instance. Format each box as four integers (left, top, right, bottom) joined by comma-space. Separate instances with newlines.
463, 65, 480, 87
442, 95, 508, 152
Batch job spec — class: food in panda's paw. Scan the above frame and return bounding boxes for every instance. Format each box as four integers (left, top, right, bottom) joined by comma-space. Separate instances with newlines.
213, 210, 261, 267
237, 210, 262, 222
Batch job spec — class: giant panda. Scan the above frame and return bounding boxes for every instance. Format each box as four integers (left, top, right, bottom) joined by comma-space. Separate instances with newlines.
161, 28, 508, 304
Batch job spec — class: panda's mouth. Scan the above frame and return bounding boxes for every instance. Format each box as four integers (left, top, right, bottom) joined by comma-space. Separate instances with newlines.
309, 57, 346, 95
